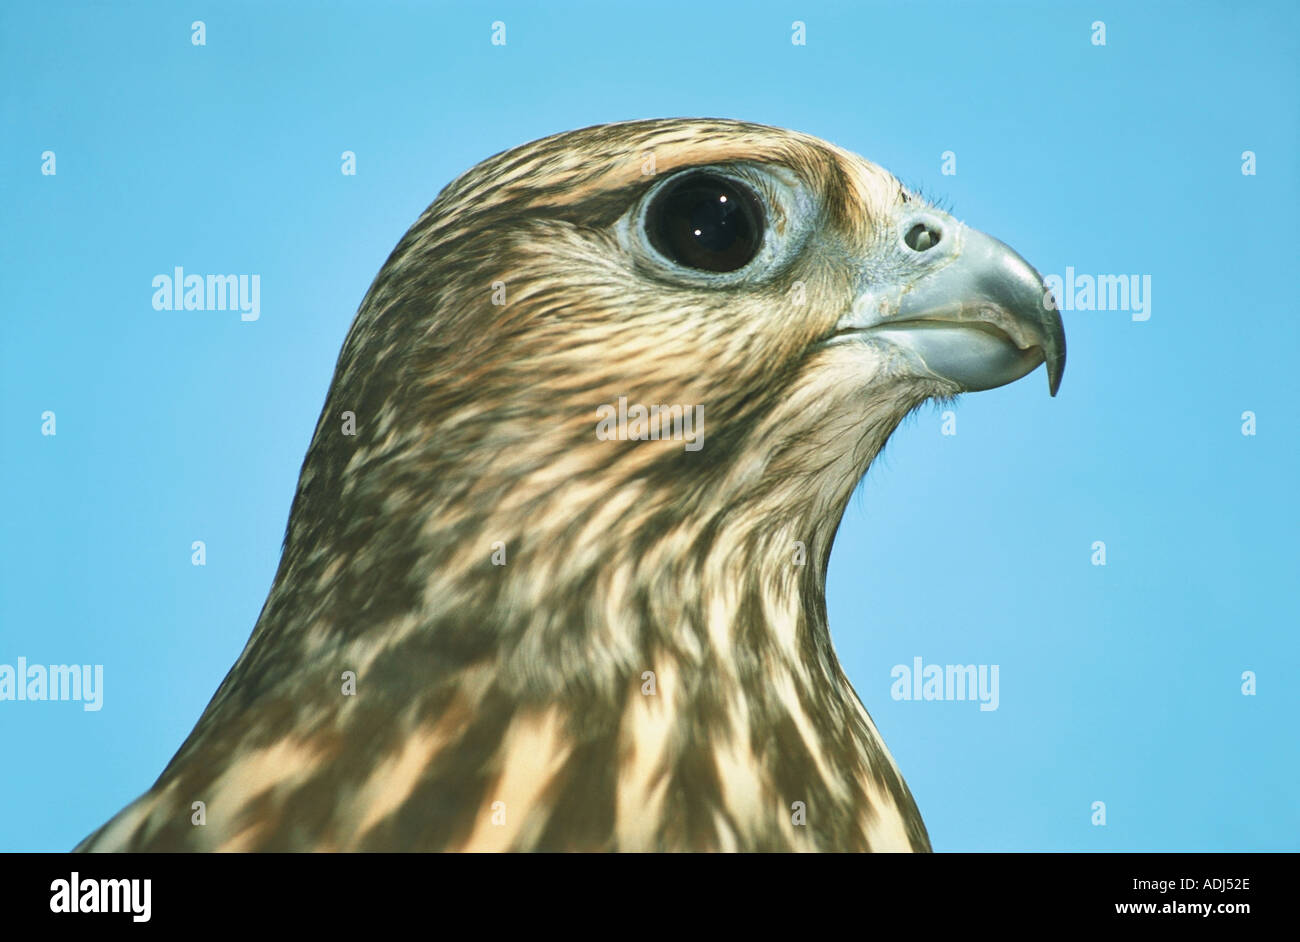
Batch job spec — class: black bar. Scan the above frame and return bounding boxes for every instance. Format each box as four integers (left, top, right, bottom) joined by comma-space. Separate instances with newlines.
3, 852, 1281, 928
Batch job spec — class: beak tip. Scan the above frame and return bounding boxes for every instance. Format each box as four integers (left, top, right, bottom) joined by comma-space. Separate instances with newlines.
1047, 357, 1064, 397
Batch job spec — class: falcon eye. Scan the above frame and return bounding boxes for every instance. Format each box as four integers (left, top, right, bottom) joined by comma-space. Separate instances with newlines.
645, 173, 764, 273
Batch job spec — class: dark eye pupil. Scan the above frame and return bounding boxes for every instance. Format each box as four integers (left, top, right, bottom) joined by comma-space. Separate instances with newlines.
646, 174, 762, 272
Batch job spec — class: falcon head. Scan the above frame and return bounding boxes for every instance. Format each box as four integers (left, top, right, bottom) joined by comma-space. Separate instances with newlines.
79, 119, 1063, 853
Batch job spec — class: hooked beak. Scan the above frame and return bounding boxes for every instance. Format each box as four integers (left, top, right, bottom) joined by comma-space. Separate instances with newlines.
833, 221, 1066, 396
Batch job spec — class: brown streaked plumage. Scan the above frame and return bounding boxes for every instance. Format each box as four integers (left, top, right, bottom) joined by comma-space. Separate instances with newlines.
78, 118, 1063, 852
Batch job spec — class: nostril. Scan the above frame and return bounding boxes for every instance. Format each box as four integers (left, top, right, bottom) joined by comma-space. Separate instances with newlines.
905, 222, 942, 252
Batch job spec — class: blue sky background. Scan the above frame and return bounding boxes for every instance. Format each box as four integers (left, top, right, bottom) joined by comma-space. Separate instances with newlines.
2, 0, 1296, 852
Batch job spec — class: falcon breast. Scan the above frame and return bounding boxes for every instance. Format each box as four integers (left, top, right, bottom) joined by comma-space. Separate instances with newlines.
79, 118, 1064, 853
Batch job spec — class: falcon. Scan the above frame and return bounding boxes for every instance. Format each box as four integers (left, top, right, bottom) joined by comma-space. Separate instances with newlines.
78, 119, 1064, 852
